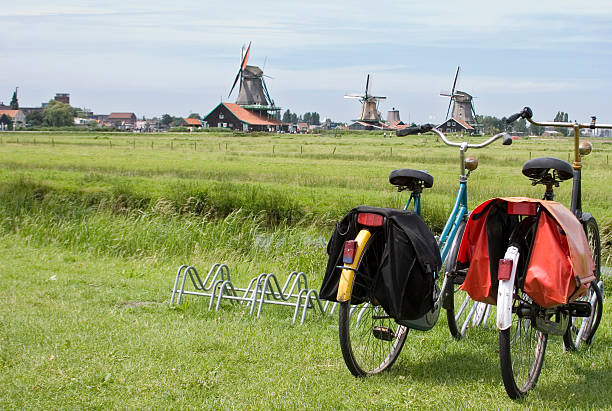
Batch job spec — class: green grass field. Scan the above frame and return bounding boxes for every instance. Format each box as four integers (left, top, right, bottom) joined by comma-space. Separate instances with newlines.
0, 131, 610, 409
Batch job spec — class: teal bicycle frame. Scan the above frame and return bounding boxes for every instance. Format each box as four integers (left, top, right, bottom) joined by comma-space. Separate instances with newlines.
402, 179, 466, 263
404, 131, 509, 264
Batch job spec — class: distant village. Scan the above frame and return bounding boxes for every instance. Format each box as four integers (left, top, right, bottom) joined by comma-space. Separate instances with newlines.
1, 44, 610, 137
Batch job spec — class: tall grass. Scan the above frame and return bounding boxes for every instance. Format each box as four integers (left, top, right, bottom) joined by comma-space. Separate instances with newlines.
0, 178, 328, 281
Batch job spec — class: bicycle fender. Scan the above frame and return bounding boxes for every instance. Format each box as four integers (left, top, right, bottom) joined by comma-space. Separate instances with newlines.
337, 230, 371, 302
497, 246, 520, 331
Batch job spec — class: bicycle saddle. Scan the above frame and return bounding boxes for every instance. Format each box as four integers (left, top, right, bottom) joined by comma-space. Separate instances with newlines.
522, 157, 573, 181
389, 169, 433, 189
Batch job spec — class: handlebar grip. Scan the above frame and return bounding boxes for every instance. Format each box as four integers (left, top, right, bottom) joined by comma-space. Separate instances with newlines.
396, 124, 434, 136
506, 113, 521, 124
507, 107, 534, 124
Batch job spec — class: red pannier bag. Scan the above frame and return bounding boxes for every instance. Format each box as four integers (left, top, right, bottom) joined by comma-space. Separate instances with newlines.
456, 197, 595, 308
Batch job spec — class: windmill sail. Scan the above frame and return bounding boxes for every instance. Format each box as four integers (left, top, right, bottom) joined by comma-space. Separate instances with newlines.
228, 42, 277, 108
345, 74, 385, 123
441, 66, 476, 126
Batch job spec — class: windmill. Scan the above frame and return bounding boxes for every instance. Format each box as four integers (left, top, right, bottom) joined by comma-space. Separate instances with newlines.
228, 42, 278, 110
345, 74, 386, 123
440, 66, 477, 126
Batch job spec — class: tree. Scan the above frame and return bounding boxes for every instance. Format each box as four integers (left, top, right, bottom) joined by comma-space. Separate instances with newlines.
303, 112, 312, 125
290, 113, 298, 124
282, 109, 292, 123
43, 100, 74, 127
161, 114, 173, 126
512, 118, 528, 133
0, 113, 12, 130
529, 123, 544, 136
188, 113, 201, 120
554, 111, 570, 136
26, 111, 44, 127
10, 90, 18, 109
311, 112, 320, 125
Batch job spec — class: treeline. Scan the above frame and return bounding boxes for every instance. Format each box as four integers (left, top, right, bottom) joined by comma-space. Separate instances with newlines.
281, 110, 321, 125
4, 100, 78, 128
476, 111, 571, 136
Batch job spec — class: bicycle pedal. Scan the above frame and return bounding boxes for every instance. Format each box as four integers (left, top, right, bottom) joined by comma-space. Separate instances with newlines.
372, 326, 395, 341
568, 301, 591, 317
453, 269, 467, 285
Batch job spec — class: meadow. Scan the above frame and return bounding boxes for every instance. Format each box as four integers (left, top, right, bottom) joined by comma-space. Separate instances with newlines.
0, 130, 610, 409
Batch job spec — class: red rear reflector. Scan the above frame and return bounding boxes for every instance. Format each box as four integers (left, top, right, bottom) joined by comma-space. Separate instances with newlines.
343, 240, 357, 264
498, 258, 513, 280
508, 202, 537, 216
357, 213, 384, 227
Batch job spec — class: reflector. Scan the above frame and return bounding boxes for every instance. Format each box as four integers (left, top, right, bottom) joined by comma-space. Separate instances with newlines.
357, 213, 384, 227
507, 202, 537, 216
343, 240, 357, 264
498, 258, 513, 280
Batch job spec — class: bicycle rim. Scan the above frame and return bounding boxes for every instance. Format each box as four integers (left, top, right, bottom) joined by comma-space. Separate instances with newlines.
339, 302, 408, 376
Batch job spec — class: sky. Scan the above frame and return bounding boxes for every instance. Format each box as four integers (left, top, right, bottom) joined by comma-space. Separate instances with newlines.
2, 1, 612, 123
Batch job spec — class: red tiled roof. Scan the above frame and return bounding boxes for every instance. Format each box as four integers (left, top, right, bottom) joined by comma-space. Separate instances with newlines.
451, 117, 474, 130
184, 117, 202, 126
0, 110, 20, 118
108, 112, 136, 119
355, 121, 385, 129
223, 103, 282, 126
386, 120, 409, 130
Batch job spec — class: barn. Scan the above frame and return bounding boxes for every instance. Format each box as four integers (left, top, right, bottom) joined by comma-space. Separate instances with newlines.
436, 117, 475, 135
203, 102, 286, 132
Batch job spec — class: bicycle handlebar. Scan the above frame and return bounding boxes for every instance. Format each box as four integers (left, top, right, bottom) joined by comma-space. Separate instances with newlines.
396, 123, 511, 148
508, 106, 612, 129
430, 128, 511, 149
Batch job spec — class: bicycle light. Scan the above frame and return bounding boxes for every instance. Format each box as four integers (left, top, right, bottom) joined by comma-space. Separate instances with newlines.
357, 213, 384, 227
343, 240, 357, 264
507, 202, 537, 216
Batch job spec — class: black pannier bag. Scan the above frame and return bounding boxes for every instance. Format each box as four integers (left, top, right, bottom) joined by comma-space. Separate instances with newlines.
319, 206, 441, 320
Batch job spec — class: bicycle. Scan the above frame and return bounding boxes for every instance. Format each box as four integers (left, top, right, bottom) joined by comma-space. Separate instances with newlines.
331, 125, 511, 376
492, 107, 607, 398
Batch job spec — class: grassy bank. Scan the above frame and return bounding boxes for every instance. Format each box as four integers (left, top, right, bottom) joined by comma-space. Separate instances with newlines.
0, 234, 610, 409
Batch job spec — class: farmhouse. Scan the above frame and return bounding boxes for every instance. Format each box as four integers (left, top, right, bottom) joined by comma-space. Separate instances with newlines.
0, 109, 26, 129
436, 117, 475, 135
203, 102, 286, 132
182, 117, 203, 129
107, 112, 137, 129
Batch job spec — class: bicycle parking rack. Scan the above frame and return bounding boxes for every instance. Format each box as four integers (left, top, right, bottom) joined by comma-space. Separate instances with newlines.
169, 263, 337, 324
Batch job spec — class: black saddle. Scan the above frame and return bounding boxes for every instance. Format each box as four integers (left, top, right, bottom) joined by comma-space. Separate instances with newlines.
389, 169, 433, 190
522, 157, 574, 181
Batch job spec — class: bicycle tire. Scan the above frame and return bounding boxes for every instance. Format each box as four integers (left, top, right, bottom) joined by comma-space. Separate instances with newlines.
338, 230, 408, 377
564, 215, 603, 350
499, 286, 548, 399
563, 280, 603, 350
443, 221, 492, 339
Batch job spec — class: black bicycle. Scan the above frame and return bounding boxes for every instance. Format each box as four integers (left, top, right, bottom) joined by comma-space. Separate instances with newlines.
494, 107, 606, 398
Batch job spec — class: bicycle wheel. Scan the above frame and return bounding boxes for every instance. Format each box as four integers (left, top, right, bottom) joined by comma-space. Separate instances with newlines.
499, 287, 548, 399
338, 230, 408, 377
564, 215, 603, 350
444, 221, 492, 339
